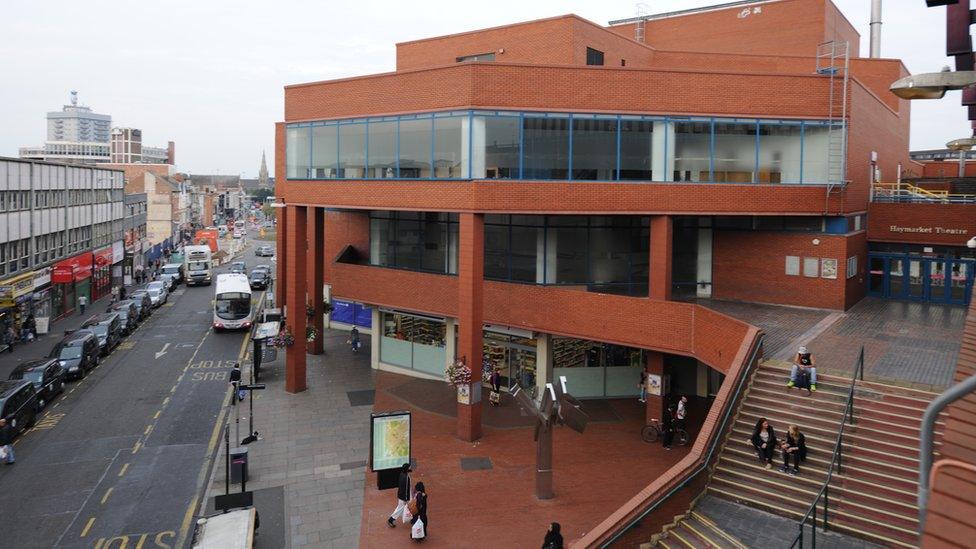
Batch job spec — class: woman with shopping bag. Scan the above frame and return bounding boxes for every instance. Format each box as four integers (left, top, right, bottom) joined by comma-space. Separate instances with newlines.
409, 482, 428, 542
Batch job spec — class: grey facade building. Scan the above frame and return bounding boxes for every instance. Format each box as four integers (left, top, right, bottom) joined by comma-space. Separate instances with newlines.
47, 91, 111, 143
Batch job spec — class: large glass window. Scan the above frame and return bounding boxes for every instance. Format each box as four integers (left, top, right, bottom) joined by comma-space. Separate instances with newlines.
674, 121, 710, 182
572, 117, 616, 180
523, 116, 569, 179
311, 125, 338, 179
434, 117, 463, 178
399, 118, 432, 178
758, 123, 802, 183
619, 119, 654, 181
802, 123, 830, 184
713, 121, 757, 183
286, 127, 310, 179
482, 116, 520, 179
381, 311, 447, 375
338, 123, 366, 178
368, 211, 458, 274
367, 120, 397, 179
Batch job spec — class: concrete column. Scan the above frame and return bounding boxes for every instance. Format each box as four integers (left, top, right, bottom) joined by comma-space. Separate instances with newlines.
370, 308, 381, 370
307, 206, 325, 355
285, 205, 308, 393
645, 351, 665, 425
535, 332, 551, 397
276, 205, 288, 309
649, 215, 673, 300
457, 212, 484, 442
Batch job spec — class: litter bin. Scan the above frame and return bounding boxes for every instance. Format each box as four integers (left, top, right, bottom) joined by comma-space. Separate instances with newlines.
230, 446, 249, 484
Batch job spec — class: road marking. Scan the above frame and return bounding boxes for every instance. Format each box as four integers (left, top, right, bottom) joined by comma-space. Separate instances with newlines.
155, 343, 170, 359
162, 396, 170, 406
169, 385, 177, 394
100, 487, 113, 505
52, 402, 60, 409
143, 425, 152, 436
80, 517, 95, 537
131, 441, 141, 454
153, 410, 161, 420
118, 463, 129, 477
118, 341, 135, 350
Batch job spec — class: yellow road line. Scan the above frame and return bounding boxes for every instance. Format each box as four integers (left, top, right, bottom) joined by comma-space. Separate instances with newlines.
162, 397, 170, 406
80, 517, 95, 537
131, 441, 141, 454
144, 425, 152, 436
153, 410, 161, 420
118, 463, 129, 477
100, 487, 114, 505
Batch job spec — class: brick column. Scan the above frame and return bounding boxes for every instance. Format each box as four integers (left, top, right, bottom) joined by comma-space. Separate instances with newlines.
276, 205, 288, 308
457, 213, 484, 442
645, 351, 665, 425
306, 206, 324, 355
650, 215, 673, 300
285, 205, 307, 393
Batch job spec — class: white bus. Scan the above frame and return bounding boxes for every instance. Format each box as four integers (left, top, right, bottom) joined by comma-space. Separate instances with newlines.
184, 245, 213, 286
213, 273, 253, 331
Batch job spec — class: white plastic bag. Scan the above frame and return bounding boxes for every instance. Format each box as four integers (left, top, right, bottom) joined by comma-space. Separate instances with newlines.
411, 518, 425, 539
0, 446, 7, 460
402, 506, 412, 523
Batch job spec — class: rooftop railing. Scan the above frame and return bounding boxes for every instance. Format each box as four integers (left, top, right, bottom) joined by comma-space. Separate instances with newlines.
872, 182, 976, 204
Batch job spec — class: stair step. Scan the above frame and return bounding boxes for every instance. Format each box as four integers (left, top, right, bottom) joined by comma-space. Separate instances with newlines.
757, 365, 940, 404
746, 382, 941, 425
662, 520, 712, 549
724, 445, 919, 487
688, 512, 748, 549
731, 421, 922, 464
720, 453, 918, 505
738, 402, 929, 446
708, 482, 919, 547
752, 370, 938, 413
714, 460, 919, 517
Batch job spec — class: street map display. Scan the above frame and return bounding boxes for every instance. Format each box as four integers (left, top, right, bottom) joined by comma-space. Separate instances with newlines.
371, 412, 411, 471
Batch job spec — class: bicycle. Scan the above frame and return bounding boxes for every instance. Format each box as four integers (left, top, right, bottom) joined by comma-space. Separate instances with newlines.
640, 419, 689, 446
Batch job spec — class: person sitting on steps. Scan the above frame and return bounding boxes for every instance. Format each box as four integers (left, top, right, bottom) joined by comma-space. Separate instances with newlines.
750, 417, 777, 470
779, 424, 807, 475
787, 345, 817, 393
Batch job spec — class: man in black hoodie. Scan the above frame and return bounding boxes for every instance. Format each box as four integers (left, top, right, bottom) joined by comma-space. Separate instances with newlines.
387, 462, 412, 527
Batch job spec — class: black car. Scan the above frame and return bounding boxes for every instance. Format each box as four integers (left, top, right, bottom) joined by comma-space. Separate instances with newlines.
108, 300, 139, 334
129, 290, 153, 320
50, 330, 100, 379
81, 313, 123, 356
249, 269, 270, 290
0, 380, 39, 435
9, 359, 65, 409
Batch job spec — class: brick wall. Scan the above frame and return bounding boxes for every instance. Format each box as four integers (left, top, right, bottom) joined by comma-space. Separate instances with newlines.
867, 202, 976, 246
920, 160, 976, 178
712, 229, 863, 309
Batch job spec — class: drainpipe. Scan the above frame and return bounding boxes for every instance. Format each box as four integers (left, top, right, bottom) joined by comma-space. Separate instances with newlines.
870, 0, 882, 58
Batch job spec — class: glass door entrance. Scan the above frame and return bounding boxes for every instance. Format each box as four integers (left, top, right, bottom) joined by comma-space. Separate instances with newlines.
868, 253, 974, 305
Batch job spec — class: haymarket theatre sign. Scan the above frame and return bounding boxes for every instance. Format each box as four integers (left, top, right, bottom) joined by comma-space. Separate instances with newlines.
888, 225, 969, 235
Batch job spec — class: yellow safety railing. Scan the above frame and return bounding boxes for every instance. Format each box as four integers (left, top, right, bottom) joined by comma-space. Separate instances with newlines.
872, 182, 976, 204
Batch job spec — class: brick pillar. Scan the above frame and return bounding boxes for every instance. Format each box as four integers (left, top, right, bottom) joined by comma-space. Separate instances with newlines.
306, 206, 324, 355
276, 205, 288, 308
285, 205, 307, 393
457, 213, 484, 442
645, 351, 665, 425
650, 215, 672, 300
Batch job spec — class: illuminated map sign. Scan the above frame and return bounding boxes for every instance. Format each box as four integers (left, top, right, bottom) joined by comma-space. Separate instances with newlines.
370, 411, 411, 471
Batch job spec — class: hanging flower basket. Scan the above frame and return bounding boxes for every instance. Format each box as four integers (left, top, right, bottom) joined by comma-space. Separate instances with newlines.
306, 303, 315, 319
306, 301, 334, 318
446, 357, 472, 387
306, 325, 318, 342
273, 327, 295, 348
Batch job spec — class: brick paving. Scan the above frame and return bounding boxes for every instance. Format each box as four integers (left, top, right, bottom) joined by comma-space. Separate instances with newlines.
697, 495, 883, 549
694, 298, 832, 357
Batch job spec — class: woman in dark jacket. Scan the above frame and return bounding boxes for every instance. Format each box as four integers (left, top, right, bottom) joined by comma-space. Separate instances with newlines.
542, 522, 564, 549
410, 482, 428, 541
750, 417, 777, 469
780, 424, 807, 475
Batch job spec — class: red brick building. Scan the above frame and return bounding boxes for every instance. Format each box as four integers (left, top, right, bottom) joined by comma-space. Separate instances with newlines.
275, 0, 935, 439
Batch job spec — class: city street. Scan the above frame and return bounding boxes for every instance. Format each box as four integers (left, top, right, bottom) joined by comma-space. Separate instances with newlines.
0, 236, 265, 548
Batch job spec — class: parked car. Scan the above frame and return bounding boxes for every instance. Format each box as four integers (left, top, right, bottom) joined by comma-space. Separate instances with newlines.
81, 313, 123, 356
109, 300, 140, 334
8, 358, 65, 409
255, 245, 275, 257
146, 281, 169, 307
249, 269, 270, 290
160, 273, 179, 292
253, 264, 271, 274
0, 380, 38, 435
129, 290, 153, 319
229, 261, 246, 274
161, 263, 185, 284
49, 330, 100, 379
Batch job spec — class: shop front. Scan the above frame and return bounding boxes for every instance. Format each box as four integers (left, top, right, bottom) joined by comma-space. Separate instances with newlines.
483, 326, 537, 392
379, 310, 448, 377
52, 252, 93, 319
31, 268, 52, 335
551, 336, 644, 399
111, 240, 125, 289
0, 272, 37, 341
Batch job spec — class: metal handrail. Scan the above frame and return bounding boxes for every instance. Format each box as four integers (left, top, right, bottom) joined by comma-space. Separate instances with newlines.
789, 346, 864, 549
598, 332, 765, 548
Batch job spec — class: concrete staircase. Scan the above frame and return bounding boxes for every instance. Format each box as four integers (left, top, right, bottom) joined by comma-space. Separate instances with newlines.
706, 362, 944, 548
656, 511, 749, 549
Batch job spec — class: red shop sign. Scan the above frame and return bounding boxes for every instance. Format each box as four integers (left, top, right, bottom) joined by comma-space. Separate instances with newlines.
52, 253, 93, 283
93, 245, 114, 267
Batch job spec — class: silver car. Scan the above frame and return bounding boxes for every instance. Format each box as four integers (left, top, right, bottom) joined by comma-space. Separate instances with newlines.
146, 281, 169, 307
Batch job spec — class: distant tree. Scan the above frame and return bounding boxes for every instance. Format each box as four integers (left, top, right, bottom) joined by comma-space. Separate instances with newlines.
262, 203, 275, 221
252, 188, 274, 202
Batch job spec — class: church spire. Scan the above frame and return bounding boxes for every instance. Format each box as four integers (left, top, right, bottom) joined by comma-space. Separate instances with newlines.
258, 151, 269, 187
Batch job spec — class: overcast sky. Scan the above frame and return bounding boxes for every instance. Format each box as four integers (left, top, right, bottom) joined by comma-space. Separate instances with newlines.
0, 0, 968, 176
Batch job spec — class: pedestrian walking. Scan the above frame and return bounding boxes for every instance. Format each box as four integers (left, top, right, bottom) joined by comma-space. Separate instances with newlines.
6, 325, 16, 353
675, 395, 688, 433
78, 295, 88, 315
542, 522, 564, 549
637, 371, 647, 403
120, 286, 126, 300
787, 345, 817, 393
0, 418, 15, 464
779, 425, 807, 475
25, 315, 36, 339
662, 404, 676, 450
409, 481, 427, 541
387, 462, 412, 528
111, 286, 119, 303
229, 362, 244, 402
751, 417, 778, 469
350, 326, 361, 353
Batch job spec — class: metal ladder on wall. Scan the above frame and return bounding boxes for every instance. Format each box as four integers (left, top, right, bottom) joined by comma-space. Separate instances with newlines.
816, 41, 850, 214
